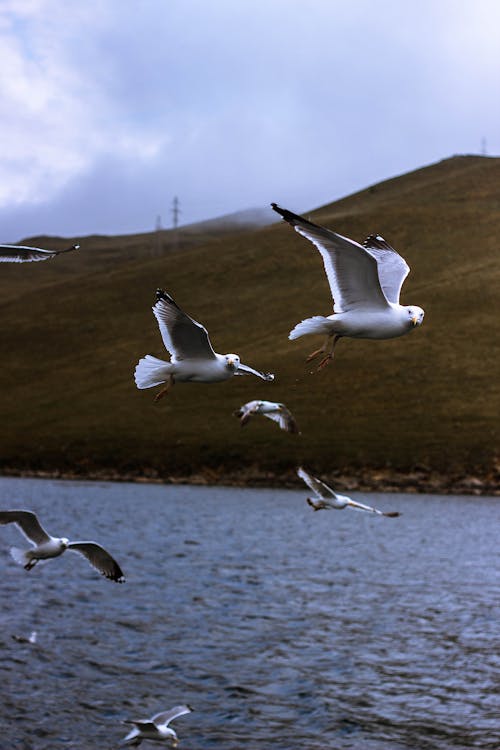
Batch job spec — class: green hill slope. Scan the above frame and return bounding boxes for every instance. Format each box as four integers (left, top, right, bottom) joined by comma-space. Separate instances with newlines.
1, 155, 498, 490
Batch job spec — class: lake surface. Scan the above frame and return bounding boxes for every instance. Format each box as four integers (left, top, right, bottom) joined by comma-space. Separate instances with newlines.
0, 476, 498, 749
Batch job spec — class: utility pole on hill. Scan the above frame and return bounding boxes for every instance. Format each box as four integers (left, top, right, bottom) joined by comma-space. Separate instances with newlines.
171, 196, 181, 251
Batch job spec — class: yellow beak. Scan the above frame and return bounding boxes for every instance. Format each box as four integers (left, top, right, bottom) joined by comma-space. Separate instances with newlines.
411, 315, 418, 326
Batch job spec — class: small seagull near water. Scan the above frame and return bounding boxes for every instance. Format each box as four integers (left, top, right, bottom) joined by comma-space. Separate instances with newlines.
271, 203, 424, 369
298, 468, 400, 517
135, 289, 274, 401
12, 630, 37, 645
0, 510, 125, 582
234, 400, 300, 434
0, 243, 80, 263
122, 704, 193, 747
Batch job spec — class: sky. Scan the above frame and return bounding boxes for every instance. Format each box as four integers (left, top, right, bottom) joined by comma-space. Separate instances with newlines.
0, 0, 499, 241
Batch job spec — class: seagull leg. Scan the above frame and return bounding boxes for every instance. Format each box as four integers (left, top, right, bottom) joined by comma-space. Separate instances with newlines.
315, 335, 341, 371
305, 336, 330, 363
154, 374, 175, 402
24, 558, 37, 571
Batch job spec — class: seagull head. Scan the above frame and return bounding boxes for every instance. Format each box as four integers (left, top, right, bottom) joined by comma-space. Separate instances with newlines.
225, 354, 240, 371
406, 306, 425, 328
60, 537, 70, 549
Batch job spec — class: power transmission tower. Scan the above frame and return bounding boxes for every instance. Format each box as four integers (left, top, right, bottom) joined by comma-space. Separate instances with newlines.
481, 137, 487, 156
171, 196, 181, 250
171, 196, 181, 229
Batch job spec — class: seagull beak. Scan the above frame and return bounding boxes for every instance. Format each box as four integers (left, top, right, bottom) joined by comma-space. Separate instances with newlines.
411, 315, 418, 326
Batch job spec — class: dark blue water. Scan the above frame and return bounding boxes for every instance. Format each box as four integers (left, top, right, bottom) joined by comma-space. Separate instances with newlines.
0, 477, 498, 749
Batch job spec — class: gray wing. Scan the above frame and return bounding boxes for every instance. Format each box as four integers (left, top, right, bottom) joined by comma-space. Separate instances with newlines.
0, 243, 79, 263
153, 289, 216, 360
233, 401, 260, 426
297, 468, 337, 500
272, 204, 389, 312
347, 497, 400, 517
152, 705, 193, 727
67, 541, 125, 582
363, 235, 410, 304
0, 510, 51, 545
235, 362, 275, 381
263, 407, 299, 434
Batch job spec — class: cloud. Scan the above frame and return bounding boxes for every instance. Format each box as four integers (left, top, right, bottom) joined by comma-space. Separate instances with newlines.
0, 0, 499, 239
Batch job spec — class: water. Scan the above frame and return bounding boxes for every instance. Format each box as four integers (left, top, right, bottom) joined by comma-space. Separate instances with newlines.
0, 477, 498, 749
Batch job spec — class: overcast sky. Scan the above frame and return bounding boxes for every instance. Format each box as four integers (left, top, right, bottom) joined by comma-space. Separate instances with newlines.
0, 0, 498, 241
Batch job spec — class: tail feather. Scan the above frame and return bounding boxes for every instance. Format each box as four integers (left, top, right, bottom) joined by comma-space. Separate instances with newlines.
289, 316, 332, 340
10, 547, 29, 566
122, 725, 141, 746
134, 355, 171, 389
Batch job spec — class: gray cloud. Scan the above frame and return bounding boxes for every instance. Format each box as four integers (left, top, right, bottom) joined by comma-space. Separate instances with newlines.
0, 0, 498, 240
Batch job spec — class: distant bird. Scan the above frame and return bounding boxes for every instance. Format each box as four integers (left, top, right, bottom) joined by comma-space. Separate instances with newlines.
0, 243, 79, 263
0, 510, 125, 582
234, 400, 300, 434
12, 630, 37, 645
298, 468, 400, 517
271, 203, 424, 369
135, 289, 274, 400
122, 704, 193, 747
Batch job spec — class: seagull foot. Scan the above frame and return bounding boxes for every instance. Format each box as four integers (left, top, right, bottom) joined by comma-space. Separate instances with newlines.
154, 375, 175, 402
305, 347, 325, 363
316, 354, 333, 371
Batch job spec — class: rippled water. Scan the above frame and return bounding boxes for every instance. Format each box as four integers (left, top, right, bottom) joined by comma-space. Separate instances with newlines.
0, 477, 498, 749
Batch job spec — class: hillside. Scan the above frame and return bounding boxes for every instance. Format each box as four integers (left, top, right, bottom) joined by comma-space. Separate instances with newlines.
0, 155, 498, 492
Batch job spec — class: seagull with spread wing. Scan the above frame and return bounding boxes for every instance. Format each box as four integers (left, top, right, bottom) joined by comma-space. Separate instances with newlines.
298, 468, 400, 517
0, 243, 79, 263
122, 704, 193, 747
0, 510, 125, 582
234, 400, 300, 434
135, 289, 274, 400
271, 203, 424, 369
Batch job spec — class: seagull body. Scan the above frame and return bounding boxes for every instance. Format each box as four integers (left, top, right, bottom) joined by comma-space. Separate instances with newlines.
234, 400, 299, 434
0, 510, 125, 582
0, 243, 79, 263
122, 704, 193, 747
298, 468, 400, 517
271, 203, 424, 368
135, 289, 274, 400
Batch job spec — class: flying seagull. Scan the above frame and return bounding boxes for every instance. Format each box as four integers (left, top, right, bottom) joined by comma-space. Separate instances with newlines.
0, 243, 80, 263
271, 203, 424, 369
298, 468, 400, 517
234, 400, 300, 434
122, 704, 193, 747
0, 510, 125, 582
135, 289, 274, 400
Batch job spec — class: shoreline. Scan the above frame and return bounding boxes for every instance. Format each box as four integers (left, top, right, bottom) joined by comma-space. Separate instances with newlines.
1, 465, 498, 496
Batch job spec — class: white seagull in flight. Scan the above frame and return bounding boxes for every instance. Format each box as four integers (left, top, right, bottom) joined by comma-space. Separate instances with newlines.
0, 243, 79, 263
234, 400, 300, 434
0, 510, 125, 582
122, 704, 193, 746
271, 203, 424, 369
298, 468, 400, 517
135, 289, 274, 401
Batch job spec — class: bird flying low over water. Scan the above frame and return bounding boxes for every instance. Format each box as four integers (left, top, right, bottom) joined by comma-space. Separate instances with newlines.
271, 203, 424, 369
0, 510, 125, 582
122, 704, 193, 747
0, 243, 80, 263
297, 468, 400, 517
135, 289, 274, 401
234, 400, 300, 434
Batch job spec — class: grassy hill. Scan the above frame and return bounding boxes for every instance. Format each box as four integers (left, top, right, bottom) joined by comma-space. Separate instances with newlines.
0, 155, 498, 491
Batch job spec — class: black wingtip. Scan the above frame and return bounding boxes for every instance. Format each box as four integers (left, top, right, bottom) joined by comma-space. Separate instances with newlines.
271, 203, 319, 230
155, 289, 181, 311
